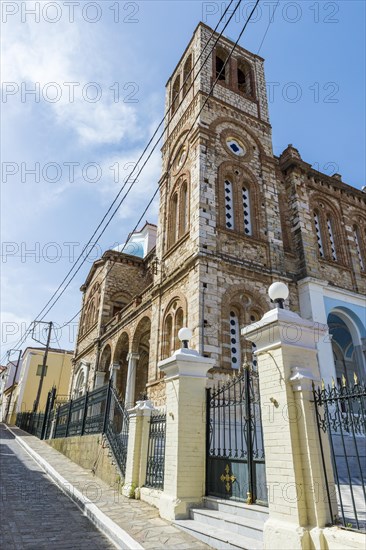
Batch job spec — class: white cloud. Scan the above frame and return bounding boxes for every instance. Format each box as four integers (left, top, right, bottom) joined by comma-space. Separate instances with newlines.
97, 147, 161, 222
2, 13, 142, 146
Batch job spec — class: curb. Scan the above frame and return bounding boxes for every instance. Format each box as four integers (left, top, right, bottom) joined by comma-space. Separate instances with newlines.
6, 425, 144, 550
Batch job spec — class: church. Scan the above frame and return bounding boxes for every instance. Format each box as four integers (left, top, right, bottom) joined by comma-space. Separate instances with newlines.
69, 22, 366, 407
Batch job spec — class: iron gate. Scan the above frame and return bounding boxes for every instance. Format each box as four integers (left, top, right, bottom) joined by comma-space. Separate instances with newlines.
206, 365, 267, 505
313, 377, 366, 531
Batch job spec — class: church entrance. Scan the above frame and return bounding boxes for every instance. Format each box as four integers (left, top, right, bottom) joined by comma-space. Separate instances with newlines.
206, 366, 267, 505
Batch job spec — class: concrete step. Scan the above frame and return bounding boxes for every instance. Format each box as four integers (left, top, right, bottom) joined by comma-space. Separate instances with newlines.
174, 519, 263, 550
190, 508, 264, 541
203, 496, 269, 522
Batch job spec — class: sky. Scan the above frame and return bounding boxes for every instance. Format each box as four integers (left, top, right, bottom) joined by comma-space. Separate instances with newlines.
1, 0, 365, 361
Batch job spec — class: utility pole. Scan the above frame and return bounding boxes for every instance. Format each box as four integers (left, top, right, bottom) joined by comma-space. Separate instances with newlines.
32, 321, 53, 413
4, 348, 22, 423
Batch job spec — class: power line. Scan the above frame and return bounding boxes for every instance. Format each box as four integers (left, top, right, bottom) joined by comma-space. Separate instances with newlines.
257, 0, 280, 54
24, 3, 245, 325
59, 0, 261, 331
0, 1, 241, 362
2, 0, 262, 361
36, 3, 245, 324
36, 0, 240, 324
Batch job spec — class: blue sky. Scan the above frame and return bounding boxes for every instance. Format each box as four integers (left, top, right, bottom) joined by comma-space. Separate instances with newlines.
1, 0, 365, 359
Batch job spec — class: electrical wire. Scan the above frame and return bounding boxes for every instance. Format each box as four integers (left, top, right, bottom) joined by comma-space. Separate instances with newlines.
2, 0, 262, 361
257, 0, 280, 54
36, 0, 240, 324
59, 0, 261, 331
1, 0, 242, 364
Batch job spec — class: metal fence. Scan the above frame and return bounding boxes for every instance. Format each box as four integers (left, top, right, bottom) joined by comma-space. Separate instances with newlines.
16, 411, 45, 439
104, 386, 129, 477
313, 377, 366, 532
52, 384, 109, 439
145, 411, 166, 490
15, 382, 130, 477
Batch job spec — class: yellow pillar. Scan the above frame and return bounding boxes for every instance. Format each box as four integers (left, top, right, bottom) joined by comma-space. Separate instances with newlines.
157, 347, 214, 521
242, 307, 336, 550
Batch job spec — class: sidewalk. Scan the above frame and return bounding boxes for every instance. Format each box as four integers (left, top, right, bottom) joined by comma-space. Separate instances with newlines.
6, 425, 211, 550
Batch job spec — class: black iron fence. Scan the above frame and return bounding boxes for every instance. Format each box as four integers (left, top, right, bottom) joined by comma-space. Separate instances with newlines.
16, 411, 45, 438
313, 378, 366, 532
145, 411, 166, 490
15, 382, 130, 476
52, 384, 108, 439
104, 385, 129, 476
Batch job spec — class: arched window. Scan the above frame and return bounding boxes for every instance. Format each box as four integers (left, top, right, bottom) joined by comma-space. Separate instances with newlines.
221, 291, 265, 371
242, 186, 252, 235
224, 179, 234, 229
183, 54, 192, 96
170, 192, 179, 245
174, 308, 184, 350
326, 217, 337, 261
229, 310, 241, 369
180, 181, 188, 236
313, 211, 324, 258
172, 75, 180, 114
167, 177, 190, 250
219, 166, 260, 238
111, 292, 131, 317
353, 225, 365, 271
74, 370, 85, 398
216, 54, 226, 81
237, 62, 253, 96
163, 315, 173, 359
161, 298, 187, 360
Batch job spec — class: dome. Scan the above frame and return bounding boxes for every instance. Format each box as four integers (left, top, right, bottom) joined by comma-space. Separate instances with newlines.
114, 240, 144, 258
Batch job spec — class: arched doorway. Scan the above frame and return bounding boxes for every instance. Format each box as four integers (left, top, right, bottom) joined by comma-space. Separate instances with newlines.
99, 344, 112, 384
134, 317, 151, 402
328, 310, 366, 385
113, 333, 129, 401
125, 317, 151, 407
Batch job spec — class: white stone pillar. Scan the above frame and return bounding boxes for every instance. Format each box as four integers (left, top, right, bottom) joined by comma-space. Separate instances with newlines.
94, 371, 105, 389
298, 278, 336, 384
122, 400, 155, 498
125, 352, 139, 409
242, 307, 336, 550
111, 362, 120, 386
157, 347, 214, 521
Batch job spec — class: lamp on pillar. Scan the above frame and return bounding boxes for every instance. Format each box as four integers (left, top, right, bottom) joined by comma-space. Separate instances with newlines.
178, 327, 192, 349
268, 281, 289, 309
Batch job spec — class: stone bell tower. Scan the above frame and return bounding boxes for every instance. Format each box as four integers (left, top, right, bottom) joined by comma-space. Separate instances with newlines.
150, 23, 288, 371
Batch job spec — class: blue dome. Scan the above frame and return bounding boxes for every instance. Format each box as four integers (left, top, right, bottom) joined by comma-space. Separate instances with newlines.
114, 240, 144, 258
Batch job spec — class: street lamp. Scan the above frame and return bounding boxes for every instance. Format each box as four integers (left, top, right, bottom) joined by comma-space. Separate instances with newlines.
268, 282, 289, 309
178, 327, 193, 349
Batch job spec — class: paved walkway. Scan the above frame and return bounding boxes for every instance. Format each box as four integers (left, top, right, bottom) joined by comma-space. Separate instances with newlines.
0, 424, 113, 549
1, 424, 210, 550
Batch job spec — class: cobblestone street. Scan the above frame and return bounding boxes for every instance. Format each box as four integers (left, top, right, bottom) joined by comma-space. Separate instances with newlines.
0, 424, 114, 549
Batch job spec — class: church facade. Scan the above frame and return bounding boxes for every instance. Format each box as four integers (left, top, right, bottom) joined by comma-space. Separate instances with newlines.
69, 23, 366, 407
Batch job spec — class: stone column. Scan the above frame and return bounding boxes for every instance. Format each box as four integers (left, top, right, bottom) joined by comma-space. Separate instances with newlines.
111, 362, 120, 386
157, 347, 214, 521
297, 278, 336, 384
94, 371, 105, 389
122, 400, 155, 498
125, 353, 139, 408
242, 307, 336, 550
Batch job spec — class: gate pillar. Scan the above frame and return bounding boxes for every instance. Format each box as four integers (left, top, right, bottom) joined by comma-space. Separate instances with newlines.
242, 304, 335, 550
157, 331, 214, 521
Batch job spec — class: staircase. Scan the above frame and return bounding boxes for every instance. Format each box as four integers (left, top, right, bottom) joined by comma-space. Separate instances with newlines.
175, 497, 268, 550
